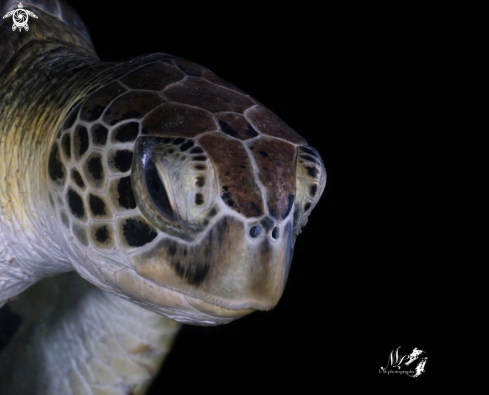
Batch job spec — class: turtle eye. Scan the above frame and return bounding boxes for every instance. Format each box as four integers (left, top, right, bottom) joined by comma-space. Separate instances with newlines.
294, 146, 326, 232
132, 136, 219, 241
145, 158, 174, 219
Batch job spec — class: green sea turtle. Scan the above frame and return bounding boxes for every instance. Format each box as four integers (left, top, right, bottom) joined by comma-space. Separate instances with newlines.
0, 0, 325, 393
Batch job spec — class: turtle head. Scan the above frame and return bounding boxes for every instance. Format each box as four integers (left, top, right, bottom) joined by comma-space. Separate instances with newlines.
48, 56, 325, 325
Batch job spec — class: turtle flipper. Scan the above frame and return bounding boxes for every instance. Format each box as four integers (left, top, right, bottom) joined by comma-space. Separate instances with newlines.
0, 272, 180, 395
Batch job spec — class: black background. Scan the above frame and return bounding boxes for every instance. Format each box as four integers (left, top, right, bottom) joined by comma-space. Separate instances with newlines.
64, 1, 446, 392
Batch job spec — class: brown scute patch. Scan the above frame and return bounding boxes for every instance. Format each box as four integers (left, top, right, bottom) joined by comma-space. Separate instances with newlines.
74, 125, 89, 160
111, 149, 134, 173
91, 124, 108, 146
142, 103, 217, 137
90, 223, 115, 248
95, 225, 110, 243
248, 137, 297, 220
112, 122, 139, 143
198, 133, 264, 218
71, 169, 86, 190
174, 58, 204, 77
117, 176, 137, 210
102, 91, 165, 126
120, 217, 157, 248
202, 70, 247, 94
48, 143, 65, 186
89, 194, 108, 217
120, 61, 185, 90
87, 155, 104, 181
83, 153, 106, 189
246, 106, 307, 145
216, 113, 259, 140
164, 77, 255, 113
80, 82, 127, 122
108, 177, 136, 212
61, 134, 71, 160
67, 189, 86, 219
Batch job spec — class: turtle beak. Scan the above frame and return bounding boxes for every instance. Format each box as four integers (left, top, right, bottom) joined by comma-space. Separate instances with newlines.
131, 215, 295, 316
184, 295, 255, 319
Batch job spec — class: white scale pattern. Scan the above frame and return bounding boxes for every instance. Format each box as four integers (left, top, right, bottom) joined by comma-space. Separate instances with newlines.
0, 272, 180, 394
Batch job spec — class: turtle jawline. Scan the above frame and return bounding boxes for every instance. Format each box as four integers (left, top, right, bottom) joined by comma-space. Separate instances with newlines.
100, 266, 253, 323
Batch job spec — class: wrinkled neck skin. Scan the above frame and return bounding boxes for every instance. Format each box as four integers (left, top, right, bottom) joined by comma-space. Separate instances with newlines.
0, 52, 86, 303
0, 22, 148, 305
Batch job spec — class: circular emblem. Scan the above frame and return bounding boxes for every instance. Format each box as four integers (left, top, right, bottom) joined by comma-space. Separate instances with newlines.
2, 3, 38, 32
12, 9, 28, 29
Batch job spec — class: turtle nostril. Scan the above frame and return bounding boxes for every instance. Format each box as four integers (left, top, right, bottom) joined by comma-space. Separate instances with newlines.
249, 225, 262, 238
272, 227, 280, 239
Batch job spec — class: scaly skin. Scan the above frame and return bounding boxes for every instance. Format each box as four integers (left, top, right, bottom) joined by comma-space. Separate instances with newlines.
0, 1, 325, 393
0, 6, 99, 305
0, 274, 180, 395
0, 19, 155, 305
0, 5, 183, 393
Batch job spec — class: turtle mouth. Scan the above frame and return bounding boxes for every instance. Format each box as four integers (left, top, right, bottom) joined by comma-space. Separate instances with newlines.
131, 215, 294, 313
184, 294, 255, 318
99, 266, 254, 325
